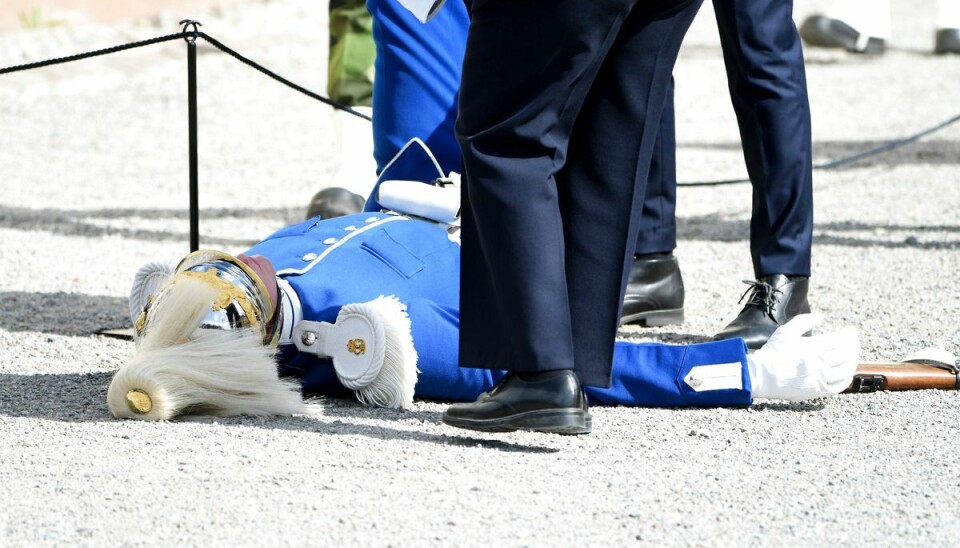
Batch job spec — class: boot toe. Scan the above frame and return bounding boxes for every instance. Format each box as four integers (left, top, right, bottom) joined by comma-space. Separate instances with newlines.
442, 371, 591, 434
714, 275, 811, 350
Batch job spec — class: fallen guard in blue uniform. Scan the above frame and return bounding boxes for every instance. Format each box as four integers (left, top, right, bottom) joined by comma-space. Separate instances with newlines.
108, 139, 859, 421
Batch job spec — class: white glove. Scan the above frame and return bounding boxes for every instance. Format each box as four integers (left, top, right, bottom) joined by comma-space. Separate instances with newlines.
747, 313, 860, 401
129, 261, 176, 324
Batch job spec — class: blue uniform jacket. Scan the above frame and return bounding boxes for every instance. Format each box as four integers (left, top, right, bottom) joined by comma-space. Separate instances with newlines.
247, 140, 752, 407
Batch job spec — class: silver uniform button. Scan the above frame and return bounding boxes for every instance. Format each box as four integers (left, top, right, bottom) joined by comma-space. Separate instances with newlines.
323, 237, 338, 245
300, 331, 317, 346
344, 225, 357, 232
365, 216, 379, 223
301, 252, 318, 261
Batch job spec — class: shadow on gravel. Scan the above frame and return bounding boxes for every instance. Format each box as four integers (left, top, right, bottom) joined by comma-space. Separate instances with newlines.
0, 291, 128, 336
812, 221, 960, 250
0, 371, 115, 422
278, 399, 561, 453
678, 214, 960, 249
0, 205, 305, 247
178, 403, 562, 454
221, 413, 560, 454
0, 372, 557, 453
3, 202, 956, 250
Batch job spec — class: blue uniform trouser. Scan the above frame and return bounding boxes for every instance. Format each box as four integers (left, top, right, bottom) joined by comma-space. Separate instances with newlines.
366, 0, 468, 175
635, 0, 814, 279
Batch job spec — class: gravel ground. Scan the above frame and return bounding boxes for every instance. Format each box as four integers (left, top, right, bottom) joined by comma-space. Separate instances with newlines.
1, 0, 959, 546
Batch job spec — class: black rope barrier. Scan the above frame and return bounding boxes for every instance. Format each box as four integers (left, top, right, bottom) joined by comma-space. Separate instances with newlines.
0, 26, 368, 121
677, 112, 960, 186
813, 112, 960, 170
2, 23, 955, 180
197, 31, 372, 122
0, 32, 188, 75
0, 21, 370, 251
1, 21, 958, 245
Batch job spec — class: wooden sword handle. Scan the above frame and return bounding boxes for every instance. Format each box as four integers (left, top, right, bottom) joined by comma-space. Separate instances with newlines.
846, 361, 959, 392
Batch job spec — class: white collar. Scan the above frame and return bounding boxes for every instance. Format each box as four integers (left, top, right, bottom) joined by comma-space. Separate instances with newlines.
276, 277, 302, 346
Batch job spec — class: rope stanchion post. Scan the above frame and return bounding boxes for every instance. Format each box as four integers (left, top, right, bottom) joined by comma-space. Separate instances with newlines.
181, 20, 202, 252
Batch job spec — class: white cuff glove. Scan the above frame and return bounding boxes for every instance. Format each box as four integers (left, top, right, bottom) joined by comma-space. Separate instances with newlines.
747, 313, 860, 401
129, 260, 176, 324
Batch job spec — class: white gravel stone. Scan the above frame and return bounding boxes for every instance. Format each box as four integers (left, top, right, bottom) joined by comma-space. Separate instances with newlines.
1, 0, 959, 546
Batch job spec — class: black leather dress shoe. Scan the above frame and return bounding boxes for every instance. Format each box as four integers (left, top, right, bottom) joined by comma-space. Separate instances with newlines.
935, 28, 960, 54
306, 187, 365, 220
620, 254, 684, 326
713, 274, 811, 350
442, 370, 591, 434
799, 15, 886, 54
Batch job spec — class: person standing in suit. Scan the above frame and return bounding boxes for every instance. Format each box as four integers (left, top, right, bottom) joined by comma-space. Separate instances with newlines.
353, 0, 812, 358
446, 0, 709, 434
623, 0, 815, 351
375, 0, 815, 352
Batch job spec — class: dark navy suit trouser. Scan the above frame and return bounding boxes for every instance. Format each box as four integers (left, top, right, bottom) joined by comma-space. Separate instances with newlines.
634, 0, 814, 279
457, 0, 704, 387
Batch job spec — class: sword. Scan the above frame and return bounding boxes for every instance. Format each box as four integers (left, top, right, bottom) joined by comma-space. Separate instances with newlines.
845, 348, 959, 392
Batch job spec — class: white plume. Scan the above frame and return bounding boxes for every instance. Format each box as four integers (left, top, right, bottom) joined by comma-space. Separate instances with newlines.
108, 274, 310, 420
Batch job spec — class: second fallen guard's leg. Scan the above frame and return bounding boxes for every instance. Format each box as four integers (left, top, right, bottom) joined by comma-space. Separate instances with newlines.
367, 0, 468, 175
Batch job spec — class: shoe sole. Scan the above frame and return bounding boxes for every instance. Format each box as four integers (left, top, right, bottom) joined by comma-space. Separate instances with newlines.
442, 409, 592, 435
620, 308, 684, 327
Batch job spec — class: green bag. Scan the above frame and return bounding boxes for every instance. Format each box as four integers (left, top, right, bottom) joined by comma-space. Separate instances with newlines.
328, 0, 376, 107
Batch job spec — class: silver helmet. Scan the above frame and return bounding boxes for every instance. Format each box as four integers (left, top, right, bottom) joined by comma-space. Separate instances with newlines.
135, 250, 280, 345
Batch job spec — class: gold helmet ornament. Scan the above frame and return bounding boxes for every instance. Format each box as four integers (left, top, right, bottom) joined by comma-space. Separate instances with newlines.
109, 250, 305, 421
134, 250, 280, 346
110, 250, 420, 421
